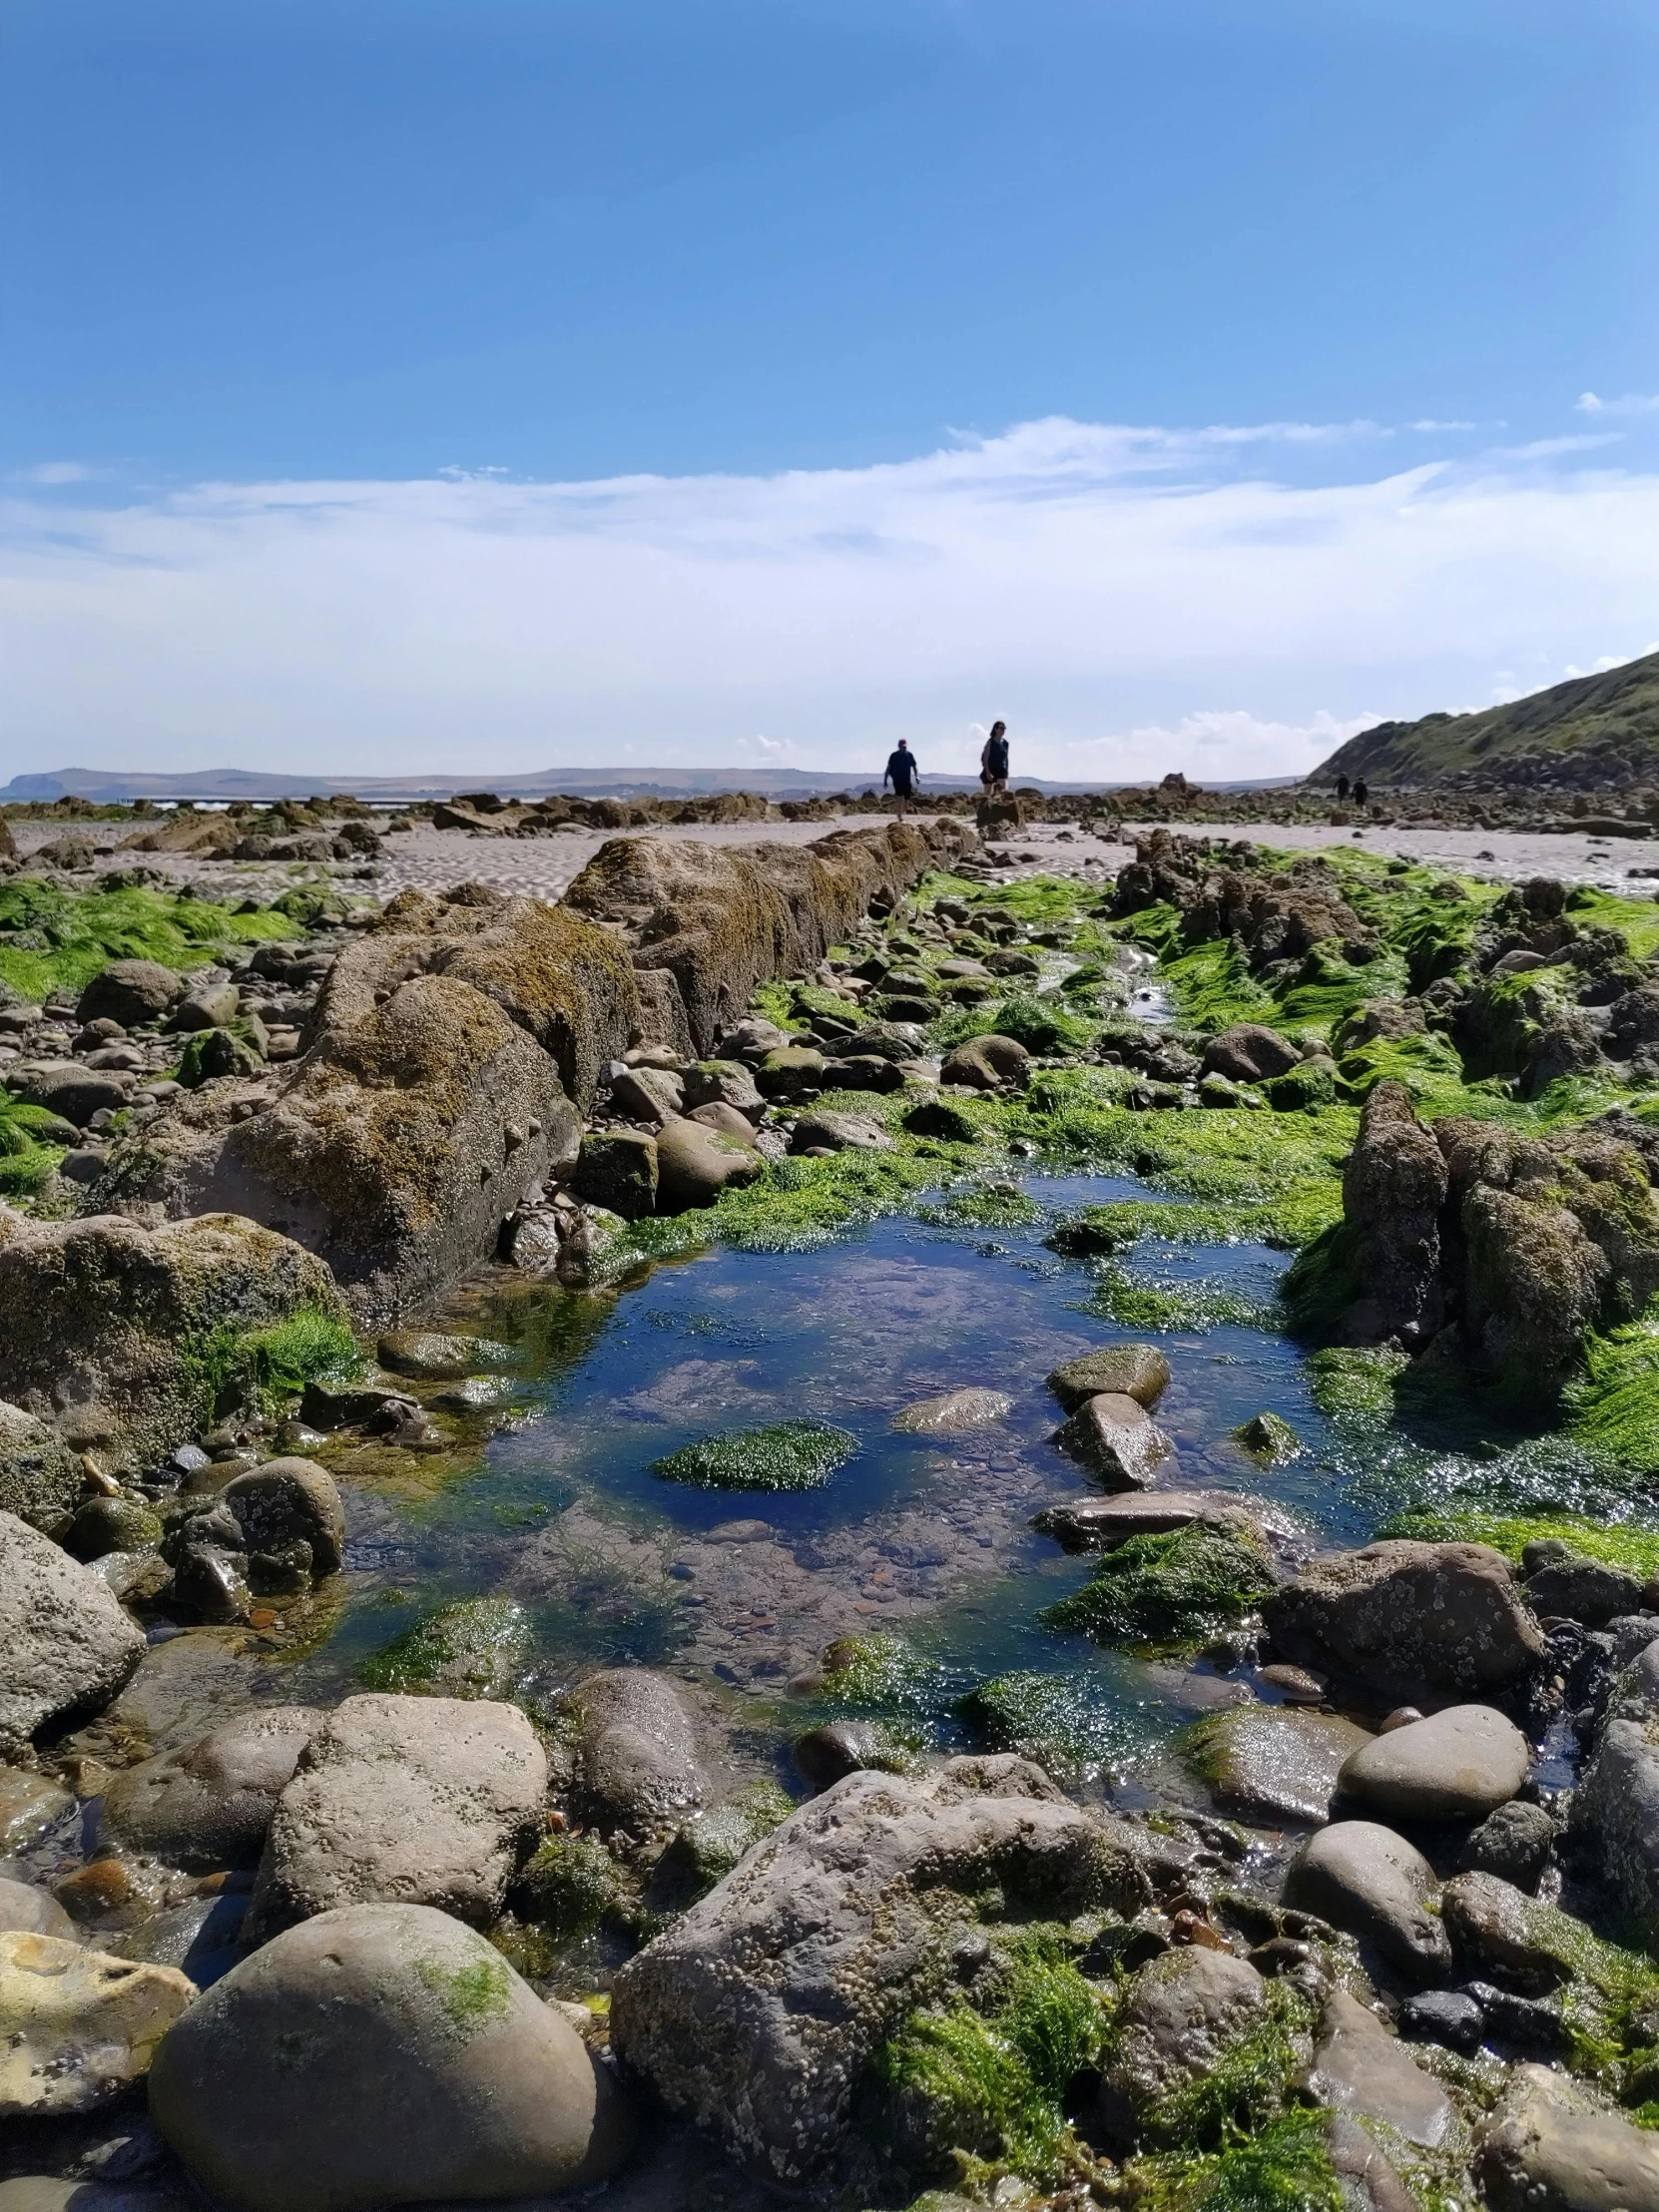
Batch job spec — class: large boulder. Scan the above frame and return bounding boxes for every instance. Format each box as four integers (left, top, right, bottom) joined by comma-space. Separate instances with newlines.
1569, 1643, 1659, 1943
654, 1117, 764, 1212
148, 1904, 625, 2212
0, 1212, 345, 1467
1200, 1023, 1301, 1084
1285, 1820, 1451, 1982
98, 896, 638, 1322
220, 1459, 344, 1575
939, 1034, 1032, 1092
564, 821, 976, 1054
1307, 1988, 1453, 2149
76, 960, 186, 1028
1336, 1704, 1529, 1823
1476, 2062, 1659, 2212
1263, 1540, 1545, 1707
103, 1706, 323, 1871
610, 1756, 1164, 2181
1094, 1946, 1271, 2146
0, 1933, 194, 2115
0, 1398, 83, 1528
245, 1695, 548, 1941
0, 1510, 147, 1754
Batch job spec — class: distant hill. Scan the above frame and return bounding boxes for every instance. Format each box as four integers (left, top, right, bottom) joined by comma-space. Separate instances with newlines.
0, 763, 1296, 804
1309, 650, 1659, 791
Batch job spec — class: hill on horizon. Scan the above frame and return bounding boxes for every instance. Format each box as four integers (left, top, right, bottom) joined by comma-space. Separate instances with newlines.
1309, 649, 1659, 792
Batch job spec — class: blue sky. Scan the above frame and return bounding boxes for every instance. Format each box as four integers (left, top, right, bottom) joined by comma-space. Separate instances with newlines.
3, 0, 1658, 781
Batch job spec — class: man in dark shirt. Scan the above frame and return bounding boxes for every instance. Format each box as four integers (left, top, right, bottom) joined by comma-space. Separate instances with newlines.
883, 740, 919, 819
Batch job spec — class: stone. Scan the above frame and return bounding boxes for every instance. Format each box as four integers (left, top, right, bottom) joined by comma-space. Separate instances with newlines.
680, 1060, 764, 1120
62, 1495, 164, 1562
902, 1096, 978, 1142
1476, 2062, 1659, 2212
755, 1045, 826, 1101
0, 1769, 74, 1854
570, 1128, 659, 1219
76, 961, 186, 1028
610, 1756, 1161, 2181
377, 1330, 493, 1380
0, 1933, 194, 2115
787, 1109, 892, 1154
1184, 1706, 1373, 1827
938, 1034, 1031, 1091
568, 1669, 706, 1833
148, 1904, 625, 2212
98, 896, 635, 1323
0, 1399, 84, 1528
115, 1890, 248, 1989
1259, 1664, 1327, 1702
167, 981, 241, 1031
1095, 1946, 1271, 2146
1459, 1800, 1557, 1892
1052, 1393, 1176, 1490
1285, 1821, 1451, 1981
1201, 1024, 1302, 1084
0, 1876, 76, 1939
1572, 1696, 1659, 1938
1336, 1703, 1529, 1822
0, 1510, 147, 1754
18, 1065, 133, 1127
1307, 1987, 1453, 2146
792, 1719, 906, 1792
1323, 2112, 1421, 2212
1523, 1551, 1648, 1627
1263, 1540, 1546, 1706
654, 1117, 765, 1212
244, 1694, 549, 1941
609, 1063, 685, 1121
221, 1459, 344, 1575
1234, 1409, 1301, 1461
688, 1100, 767, 1142
1398, 1988, 1485, 2053
0, 1212, 346, 1469
1031, 1489, 1244, 1551
1046, 1343, 1172, 1413
103, 1706, 323, 1871
891, 1387, 1013, 1435
1437, 1871, 1585, 1990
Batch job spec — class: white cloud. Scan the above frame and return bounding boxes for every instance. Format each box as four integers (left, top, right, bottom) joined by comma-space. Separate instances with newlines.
1577, 391, 1659, 418
13, 461, 97, 486
3, 416, 1659, 785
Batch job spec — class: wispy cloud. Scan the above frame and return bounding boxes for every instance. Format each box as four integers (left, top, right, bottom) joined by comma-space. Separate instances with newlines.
2, 416, 1657, 783
12, 461, 98, 486
1577, 391, 1659, 418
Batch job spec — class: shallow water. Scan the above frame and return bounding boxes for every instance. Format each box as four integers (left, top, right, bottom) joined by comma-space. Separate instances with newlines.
279, 1170, 1652, 1793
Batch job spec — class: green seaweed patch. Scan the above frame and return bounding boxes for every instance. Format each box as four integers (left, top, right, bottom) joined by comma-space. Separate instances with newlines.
0, 875, 298, 1003
868, 1925, 1106, 2188
510, 1834, 622, 1945
1131, 1979, 1317, 2150
1376, 1507, 1659, 1581
1125, 2109, 1343, 2212
1305, 1345, 1410, 1426
359, 1595, 531, 1697
955, 1670, 1151, 1783
651, 1416, 857, 1491
412, 1951, 515, 2040
1083, 1264, 1271, 1334
1566, 1303, 1659, 1480
1233, 1411, 1301, 1462
821, 1631, 949, 1717
182, 1303, 362, 1421
1042, 1520, 1279, 1653
918, 1182, 1042, 1230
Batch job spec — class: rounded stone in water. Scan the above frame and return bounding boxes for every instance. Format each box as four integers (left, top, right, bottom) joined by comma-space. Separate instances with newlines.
650, 1417, 856, 1492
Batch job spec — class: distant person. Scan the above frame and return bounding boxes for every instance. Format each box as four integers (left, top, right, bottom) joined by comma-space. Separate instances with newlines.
980, 721, 1011, 795
1354, 778, 1369, 809
883, 740, 919, 819
1336, 773, 1350, 802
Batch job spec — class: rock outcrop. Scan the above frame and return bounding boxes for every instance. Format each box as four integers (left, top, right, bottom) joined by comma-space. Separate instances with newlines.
610, 1755, 1165, 2181
563, 821, 977, 1055
0, 1211, 345, 1466
98, 894, 637, 1320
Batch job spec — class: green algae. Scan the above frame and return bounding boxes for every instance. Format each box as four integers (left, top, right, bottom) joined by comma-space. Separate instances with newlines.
1565, 1303, 1659, 1478
821, 1631, 949, 1718
1377, 1507, 1659, 1580
1305, 1346, 1411, 1425
1125, 2110, 1344, 2212
650, 1779, 798, 1907
1042, 1521, 1279, 1652
651, 1416, 857, 1491
1131, 1980, 1317, 2150
412, 1951, 515, 2039
359, 1595, 531, 1697
1082, 1263, 1270, 1334
1233, 1411, 1301, 1462
0, 876, 298, 1003
869, 1925, 1105, 2188
184, 1304, 362, 1421
955, 1670, 1150, 1783
511, 1834, 622, 1944
918, 1182, 1042, 1230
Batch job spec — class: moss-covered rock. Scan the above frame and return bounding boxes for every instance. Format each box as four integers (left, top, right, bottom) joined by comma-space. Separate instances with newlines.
0, 1398, 83, 1528
650, 1417, 855, 1491
359, 1597, 532, 1699
1041, 1513, 1280, 1652
511, 1832, 624, 1943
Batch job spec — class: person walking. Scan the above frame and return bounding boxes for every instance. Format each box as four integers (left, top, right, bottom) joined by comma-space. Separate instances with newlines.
1336, 773, 1350, 802
883, 740, 919, 819
980, 721, 1010, 795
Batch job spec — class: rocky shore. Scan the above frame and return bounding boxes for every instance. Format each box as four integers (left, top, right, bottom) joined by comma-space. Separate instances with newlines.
6, 812, 1659, 2210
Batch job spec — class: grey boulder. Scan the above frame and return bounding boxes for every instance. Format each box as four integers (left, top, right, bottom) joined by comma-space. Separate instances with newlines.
653, 1117, 764, 1212
891, 1387, 1012, 1435
1306, 1988, 1454, 2148
1476, 2062, 1659, 2212
1052, 1391, 1176, 1490
221, 1459, 344, 1575
0, 1399, 84, 1529
149, 1903, 625, 2212
1285, 1820, 1451, 1982
610, 1755, 1161, 2181
103, 1706, 323, 1871
567, 1669, 706, 1835
0, 1510, 147, 1755
1046, 1344, 1171, 1413
0, 1876, 76, 1940
1095, 1946, 1271, 2146
245, 1694, 548, 1941
1336, 1703, 1529, 1823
